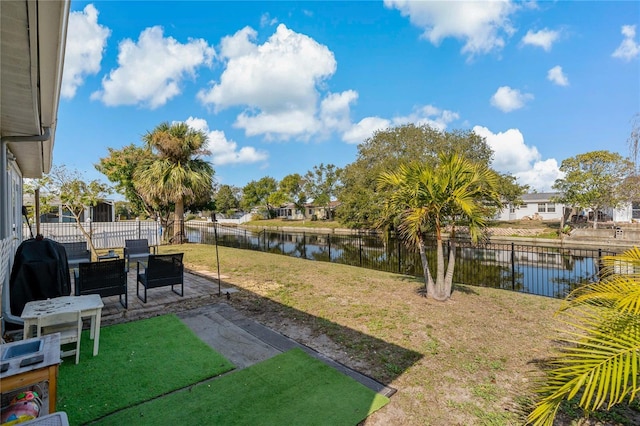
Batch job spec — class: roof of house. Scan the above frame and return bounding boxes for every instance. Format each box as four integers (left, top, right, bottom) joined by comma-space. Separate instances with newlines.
521, 192, 563, 203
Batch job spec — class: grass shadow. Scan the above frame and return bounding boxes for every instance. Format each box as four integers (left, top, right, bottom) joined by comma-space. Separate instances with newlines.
224, 284, 424, 386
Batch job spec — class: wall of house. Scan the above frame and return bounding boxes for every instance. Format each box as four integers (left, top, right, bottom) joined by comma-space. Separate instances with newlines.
612, 203, 640, 223
1, 155, 24, 329
8, 160, 23, 239
496, 202, 564, 221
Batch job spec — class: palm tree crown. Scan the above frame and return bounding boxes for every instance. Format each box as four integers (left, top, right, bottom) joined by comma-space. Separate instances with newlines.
377, 153, 501, 300
134, 122, 214, 242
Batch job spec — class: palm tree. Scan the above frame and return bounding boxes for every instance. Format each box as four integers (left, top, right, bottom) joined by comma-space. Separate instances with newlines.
527, 246, 640, 425
377, 153, 501, 301
134, 122, 214, 243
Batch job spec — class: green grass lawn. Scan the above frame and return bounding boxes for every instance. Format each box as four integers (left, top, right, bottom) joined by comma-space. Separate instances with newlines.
155, 243, 638, 425
57, 315, 234, 425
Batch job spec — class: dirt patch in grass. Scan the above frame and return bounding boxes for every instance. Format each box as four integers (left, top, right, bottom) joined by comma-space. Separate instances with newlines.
165, 244, 638, 425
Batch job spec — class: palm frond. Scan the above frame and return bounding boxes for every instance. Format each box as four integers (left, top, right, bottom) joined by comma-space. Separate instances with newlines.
528, 247, 640, 425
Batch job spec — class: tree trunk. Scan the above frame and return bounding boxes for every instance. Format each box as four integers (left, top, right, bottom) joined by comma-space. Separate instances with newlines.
174, 198, 185, 243
68, 206, 98, 260
418, 239, 435, 297
432, 236, 448, 301
443, 238, 456, 299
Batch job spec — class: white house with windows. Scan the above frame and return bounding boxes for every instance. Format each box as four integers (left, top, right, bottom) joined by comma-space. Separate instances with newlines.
497, 192, 640, 224
496, 192, 566, 221
1, 0, 70, 331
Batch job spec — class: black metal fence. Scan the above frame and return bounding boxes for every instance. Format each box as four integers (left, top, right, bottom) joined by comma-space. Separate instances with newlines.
184, 222, 619, 299
30, 218, 619, 299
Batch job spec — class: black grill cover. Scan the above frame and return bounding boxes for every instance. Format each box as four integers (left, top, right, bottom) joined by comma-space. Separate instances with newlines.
9, 237, 72, 316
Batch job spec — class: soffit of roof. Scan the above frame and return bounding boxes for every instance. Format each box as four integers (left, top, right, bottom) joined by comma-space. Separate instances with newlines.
1, 0, 69, 178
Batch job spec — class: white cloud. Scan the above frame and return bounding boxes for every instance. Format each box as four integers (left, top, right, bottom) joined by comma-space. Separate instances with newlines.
521, 28, 559, 51
91, 26, 215, 108
62, 4, 110, 98
612, 25, 640, 61
384, 0, 517, 57
342, 117, 391, 144
392, 105, 460, 131
198, 24, 338, 140
513, 159, 564, 192
260, 13, 278, 27
490, 86, 534, 112
219, 26, 258, 59
340, 104, 459, 144
320, 90, 359, 134
547, 65, 569, 86
473, 125, 562, 191
184, 117, 268, 166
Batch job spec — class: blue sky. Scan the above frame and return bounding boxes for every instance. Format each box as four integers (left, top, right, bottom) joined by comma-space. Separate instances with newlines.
55, 1, 639, 197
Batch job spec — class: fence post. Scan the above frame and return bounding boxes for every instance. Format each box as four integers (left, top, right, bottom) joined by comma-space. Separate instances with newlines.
328, 234, 331, 260
359, 233, 363, 267
511, 242, 516, 290
137, 219, 141, 239
597, 248, 602, 279
398, 236, 401, 274
303, 232, 306, 259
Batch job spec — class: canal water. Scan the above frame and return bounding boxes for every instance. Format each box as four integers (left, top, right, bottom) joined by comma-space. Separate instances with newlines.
186, 224, 612, 299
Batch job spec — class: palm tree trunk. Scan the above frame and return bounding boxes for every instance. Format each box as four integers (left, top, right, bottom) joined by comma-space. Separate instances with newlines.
433, 233, 448, 301
418, 239, 435, 297
174, 198, 185, 243
443, 238, 456, 299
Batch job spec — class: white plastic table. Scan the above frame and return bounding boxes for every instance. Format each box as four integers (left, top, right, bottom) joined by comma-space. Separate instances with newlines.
21, 295, 104, 356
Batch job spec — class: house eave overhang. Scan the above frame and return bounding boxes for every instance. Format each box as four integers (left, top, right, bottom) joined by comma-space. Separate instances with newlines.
1, 0, 70, 178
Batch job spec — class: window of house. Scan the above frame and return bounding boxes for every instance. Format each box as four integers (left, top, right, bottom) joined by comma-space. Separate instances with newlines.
633, 201, 640, 219
538, 203, 555, 213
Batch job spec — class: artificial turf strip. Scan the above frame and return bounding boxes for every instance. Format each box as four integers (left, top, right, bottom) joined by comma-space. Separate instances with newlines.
57, 314, 235, 425
98, 347, 390, 426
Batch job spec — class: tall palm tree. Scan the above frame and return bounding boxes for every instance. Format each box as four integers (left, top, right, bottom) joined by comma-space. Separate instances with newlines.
527, 246, 640, 425
377, 153, 501, 301
134, 122, 214, 243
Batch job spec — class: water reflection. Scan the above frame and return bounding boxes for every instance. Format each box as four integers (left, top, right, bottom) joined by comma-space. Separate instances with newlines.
186, 224, 608, 299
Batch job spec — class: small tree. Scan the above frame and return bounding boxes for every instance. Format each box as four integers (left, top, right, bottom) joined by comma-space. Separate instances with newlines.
96, 144, 155, 218
38, 166, 110, 259
277, 173, 307, 215
213, 184, 241, 216
377, 153, 502, 301
552, 150, 634, 228
304, 164, 341, 219
241, 177, 278, 217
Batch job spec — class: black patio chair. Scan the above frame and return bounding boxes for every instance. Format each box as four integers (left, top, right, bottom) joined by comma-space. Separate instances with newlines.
74, 259, 128, 308
124, 239, 155, 271
61, 241, 91, 269
136, 253, 184, 303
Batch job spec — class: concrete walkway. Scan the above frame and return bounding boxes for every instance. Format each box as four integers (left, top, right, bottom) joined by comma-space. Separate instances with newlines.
98, 268, 395, 398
